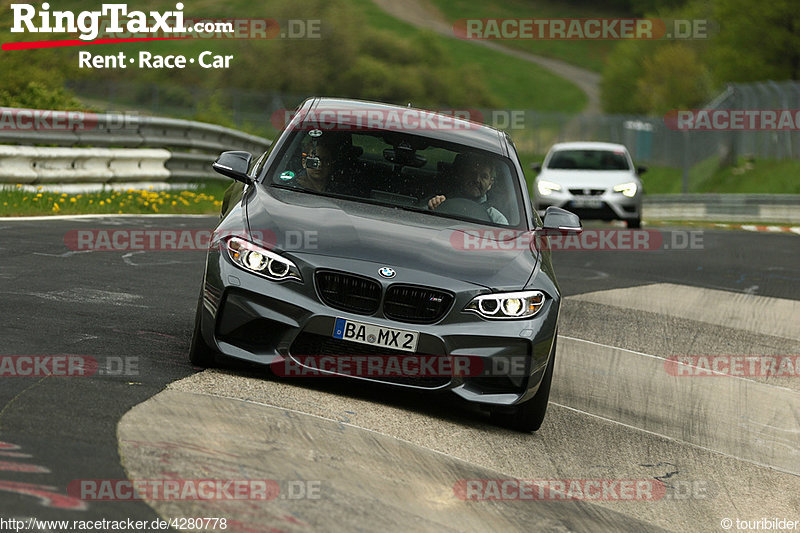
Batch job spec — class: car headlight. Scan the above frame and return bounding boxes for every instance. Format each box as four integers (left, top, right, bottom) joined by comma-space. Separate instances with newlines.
465, 291, 545, 320
613, 182, 638, 198
224, 236, 301, 281
537, 180, 562, 196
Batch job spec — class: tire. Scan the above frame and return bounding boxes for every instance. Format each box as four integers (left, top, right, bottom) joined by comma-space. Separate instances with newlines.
627, 218, 641, 229
188, 289, 217, 368
492, 336, 556, 432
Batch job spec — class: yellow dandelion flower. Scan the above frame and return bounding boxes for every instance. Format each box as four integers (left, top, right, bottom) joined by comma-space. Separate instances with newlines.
70, 197, 77, 203
52, 203, 60, 212
99, 200, 105, 206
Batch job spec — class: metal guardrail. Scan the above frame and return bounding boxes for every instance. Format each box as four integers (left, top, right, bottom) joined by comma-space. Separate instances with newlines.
0, 108, 271, 182
644, 194, 800, 224
0, 146, 171, 183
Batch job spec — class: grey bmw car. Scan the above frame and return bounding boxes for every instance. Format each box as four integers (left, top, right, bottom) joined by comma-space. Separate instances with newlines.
189, 97, 581, 432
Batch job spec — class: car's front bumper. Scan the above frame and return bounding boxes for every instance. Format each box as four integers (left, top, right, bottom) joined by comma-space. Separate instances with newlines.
198, 246, 560, 407
536, 190, 641, 221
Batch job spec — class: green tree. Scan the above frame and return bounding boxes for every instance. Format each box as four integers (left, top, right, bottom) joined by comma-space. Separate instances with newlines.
635, 43, 713, 113
709, 0, 800, 82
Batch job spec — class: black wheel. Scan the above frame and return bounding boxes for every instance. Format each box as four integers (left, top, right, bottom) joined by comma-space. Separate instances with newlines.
627, 218, 641, 229
492, 336, 556, 432
188, 289, 217, 367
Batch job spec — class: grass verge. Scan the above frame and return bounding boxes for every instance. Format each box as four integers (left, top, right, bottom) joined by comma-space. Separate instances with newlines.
0, 183, 229, 217
640, 158, 800, 194
425, 0, 625, 72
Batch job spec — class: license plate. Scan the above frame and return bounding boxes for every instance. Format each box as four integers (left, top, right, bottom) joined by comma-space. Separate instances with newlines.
332, 318, 419, 352
572, 197, 603, 209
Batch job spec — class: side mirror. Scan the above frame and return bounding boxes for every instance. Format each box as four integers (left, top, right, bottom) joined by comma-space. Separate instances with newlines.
213, 151, 253, 183
636, 166, 647, 176
542, 206, 581, 232
531, 162, 542, 173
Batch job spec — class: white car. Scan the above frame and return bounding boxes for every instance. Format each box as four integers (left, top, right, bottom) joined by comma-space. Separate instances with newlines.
532, 142, 645, 228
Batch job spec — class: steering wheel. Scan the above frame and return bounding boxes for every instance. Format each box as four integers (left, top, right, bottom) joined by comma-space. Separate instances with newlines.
435, 197, 491, 223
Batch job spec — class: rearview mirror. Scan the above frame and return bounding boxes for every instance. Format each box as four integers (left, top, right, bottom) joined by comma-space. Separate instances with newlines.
637, 166, 648, 175
213, 151, 253, 183
531, 162, 542, 173
542, 206, 581, 232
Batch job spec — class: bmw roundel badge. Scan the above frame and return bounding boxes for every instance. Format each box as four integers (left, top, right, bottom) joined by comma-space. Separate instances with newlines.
378, 267, 396, 278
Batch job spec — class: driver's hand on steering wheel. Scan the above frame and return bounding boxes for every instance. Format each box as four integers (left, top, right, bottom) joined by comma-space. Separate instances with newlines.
428, 195, 446, 210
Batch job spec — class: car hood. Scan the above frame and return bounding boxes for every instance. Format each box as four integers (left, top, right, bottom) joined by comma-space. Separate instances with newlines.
246, 185, 538, 290
538, 169, 638, 188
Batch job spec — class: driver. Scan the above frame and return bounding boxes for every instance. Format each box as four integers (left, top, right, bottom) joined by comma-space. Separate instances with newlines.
428, 153, 508, 225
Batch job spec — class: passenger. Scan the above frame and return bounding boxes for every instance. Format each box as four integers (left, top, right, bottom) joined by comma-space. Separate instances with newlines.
287, 132, 359, 195
295, 135, 338, 193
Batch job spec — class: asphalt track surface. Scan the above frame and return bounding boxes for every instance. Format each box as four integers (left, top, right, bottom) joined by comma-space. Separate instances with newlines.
0, 215, 797, 532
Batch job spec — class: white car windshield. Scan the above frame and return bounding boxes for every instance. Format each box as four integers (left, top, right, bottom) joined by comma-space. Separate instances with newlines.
547, 149, 630, 171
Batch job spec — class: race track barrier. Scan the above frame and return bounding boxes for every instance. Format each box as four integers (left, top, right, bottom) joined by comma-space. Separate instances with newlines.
0, 107, 271, 183
644, 194, 800, 224
0, 146, 171, 183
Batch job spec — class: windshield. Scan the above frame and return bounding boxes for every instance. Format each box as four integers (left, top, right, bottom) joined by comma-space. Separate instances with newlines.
265, 128, 524, 228
547, 149, 631, 171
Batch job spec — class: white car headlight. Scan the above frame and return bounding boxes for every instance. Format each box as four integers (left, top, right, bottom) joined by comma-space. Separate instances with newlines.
224, 236, 301, 281
613, 182, 638, 198
537, 180, 562, 196
465, 291, 545, 320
